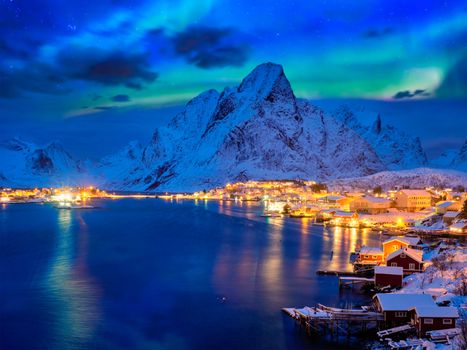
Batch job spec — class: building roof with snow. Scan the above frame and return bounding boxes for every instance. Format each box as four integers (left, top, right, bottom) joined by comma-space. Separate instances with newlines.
443, 211, 460, 218
387, 247, 423, 263
374, 266, 403, 275
374, 293, 435, 311
450, 222, 467, 230
397, 189, 431, 197
361, 196, 391, 204
360, 246, 383, 255
435, 201, 456, 209
383, 236, 421, 247
411, 306, 459, 318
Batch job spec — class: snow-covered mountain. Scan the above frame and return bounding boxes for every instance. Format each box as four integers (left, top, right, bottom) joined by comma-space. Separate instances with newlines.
450, 140, 467, 171
0, 138, 88, 187
330, 105, 428, 169
101, 63, 390, 191
1, 63, 464, 191
329, 168, 467, 192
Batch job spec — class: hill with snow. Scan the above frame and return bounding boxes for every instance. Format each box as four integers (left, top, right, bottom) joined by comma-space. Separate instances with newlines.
1, 63, 465, 191
329, 168, 467, 192
99, 63, 441, 191
0, 138, 91, 188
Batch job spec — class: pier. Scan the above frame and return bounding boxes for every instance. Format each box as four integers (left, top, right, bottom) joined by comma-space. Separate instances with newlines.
338, 276, 374, 289
282, 304, 384, 338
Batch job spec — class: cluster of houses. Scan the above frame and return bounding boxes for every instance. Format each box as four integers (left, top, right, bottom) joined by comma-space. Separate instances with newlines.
355, 236, 425, 276
187, 181, 467, 233
353, 237, 461, 337
373, 293, 459, 336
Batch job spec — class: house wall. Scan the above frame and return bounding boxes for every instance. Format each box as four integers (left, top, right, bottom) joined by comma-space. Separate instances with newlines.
383, 310, 412, 326
383, 240, 409, 258
387, 254, 423, 274
395, 193, 431, 212
375, 273, 403, 288
414, 316, 457, 336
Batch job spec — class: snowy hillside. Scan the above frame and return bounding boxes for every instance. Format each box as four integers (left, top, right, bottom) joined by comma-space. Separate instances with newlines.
451, 140, 467, 171
0, 138, 90, 188
330, 105, 428, 169
1, 63, 465, 192
329, 168, 467, 192
102, 63, 388, 191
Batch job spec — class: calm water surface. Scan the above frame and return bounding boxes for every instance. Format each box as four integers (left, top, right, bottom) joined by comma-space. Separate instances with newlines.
0, 199, 382, 349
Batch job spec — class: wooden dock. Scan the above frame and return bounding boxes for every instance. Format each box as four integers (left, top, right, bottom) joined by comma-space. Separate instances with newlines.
282, 303, 383, 338
338, 276, 374, 289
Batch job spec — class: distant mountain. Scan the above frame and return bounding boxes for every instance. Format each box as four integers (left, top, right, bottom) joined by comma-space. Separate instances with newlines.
1, 63, 465, 191
102, 63, 388, 191
451, 140, 467, 171
330, 105, 428, 170
0, 138, 88, 187
329, 168, 467, 192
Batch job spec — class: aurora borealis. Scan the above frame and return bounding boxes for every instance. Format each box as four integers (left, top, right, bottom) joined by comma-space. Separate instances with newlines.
1, 0, 466, 157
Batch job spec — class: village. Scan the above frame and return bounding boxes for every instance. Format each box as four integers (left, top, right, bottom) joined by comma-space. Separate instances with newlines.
283, 233, 466, 349
2, 181, 466, 348
186, 180, 467, 235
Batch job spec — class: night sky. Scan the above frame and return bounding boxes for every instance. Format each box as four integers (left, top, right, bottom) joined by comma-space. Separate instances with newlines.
1, 0, 466, 158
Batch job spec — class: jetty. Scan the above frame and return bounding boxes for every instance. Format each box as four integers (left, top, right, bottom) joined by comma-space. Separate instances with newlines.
338, 276, 374, 289
282, 303, 383, 337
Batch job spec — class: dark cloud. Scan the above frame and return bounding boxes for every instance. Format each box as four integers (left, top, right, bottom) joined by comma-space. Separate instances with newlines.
94, 105, 118, 111
111, 94, 130, 102
0, 47, 159, 98
0, 63, 69, 98
57, 49, 158, 87
172, 26, 250, 68
437, 56, 467, 98
393, 89, 430, 99
362, 27, 393, 39
124, 81, 143, 90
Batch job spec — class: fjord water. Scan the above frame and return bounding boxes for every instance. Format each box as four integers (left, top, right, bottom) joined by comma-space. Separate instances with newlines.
0, 199, 381, 349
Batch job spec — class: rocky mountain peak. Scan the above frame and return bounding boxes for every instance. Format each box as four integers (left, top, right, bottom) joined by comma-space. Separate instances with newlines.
238, 62, 294, 103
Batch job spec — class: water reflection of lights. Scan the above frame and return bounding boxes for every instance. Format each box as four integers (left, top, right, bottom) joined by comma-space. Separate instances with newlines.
46, 209, 101, 347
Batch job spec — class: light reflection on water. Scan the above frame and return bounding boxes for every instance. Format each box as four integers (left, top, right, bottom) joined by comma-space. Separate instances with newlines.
45, 209, 101, 348
1, 199, 383, 350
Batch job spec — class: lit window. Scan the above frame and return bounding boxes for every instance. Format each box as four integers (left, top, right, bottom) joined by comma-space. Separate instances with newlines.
443, 319, 452, 325
424, 318, 433, 324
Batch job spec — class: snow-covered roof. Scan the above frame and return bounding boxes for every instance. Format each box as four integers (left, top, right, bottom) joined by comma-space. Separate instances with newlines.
325, 195, 345, 201
361, 196, 391, 204
443, 211, 459, 218
387, 247, 423, 262
435, 201, 455, 208
450, 222, 467, 229
332, 210, 355, 217
374, 266, 403, 275
412, 306, 459, 318
398, 189, 431, 197
360, 246, 383, 255
374, 293, 435, 311
383, 236, 421, 247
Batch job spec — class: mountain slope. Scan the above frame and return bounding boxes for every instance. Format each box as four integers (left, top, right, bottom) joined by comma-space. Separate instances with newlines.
451, 140, 467, 171
329, 168, 467, 191
0, 138, 88, 187
104, 63, 387, 191
331, 106, 428, 170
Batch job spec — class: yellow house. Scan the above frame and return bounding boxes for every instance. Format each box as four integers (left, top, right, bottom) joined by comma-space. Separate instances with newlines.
395, 189, 432, 212
382, 236, 422, 259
